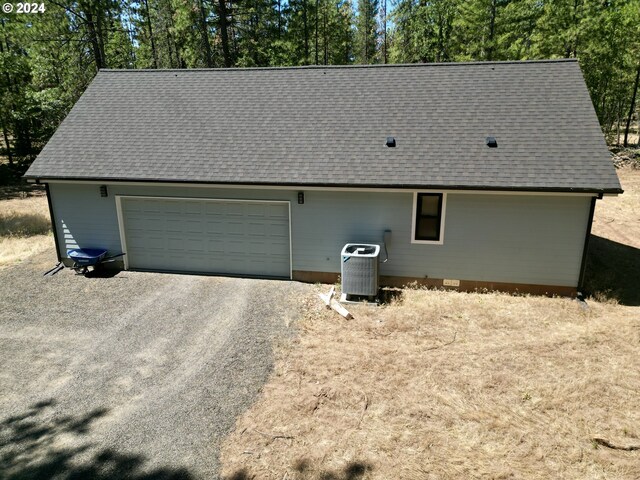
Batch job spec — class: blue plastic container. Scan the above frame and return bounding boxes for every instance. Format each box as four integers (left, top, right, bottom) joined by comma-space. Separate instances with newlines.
67, 248, 108, 266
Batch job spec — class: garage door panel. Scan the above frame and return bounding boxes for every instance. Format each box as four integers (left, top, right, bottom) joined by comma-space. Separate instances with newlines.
129, 234, 164, 250
143, 203, 165, 214
120, 197, 290, 278
165, 237, 182, 251
224, 203, 245, 216
185, 239, 205, 253
204, 220, 225, 233
226, 221, 245, 235
163, 203, 182, 215
245, 203, 264, 213
183, 202, 202, 214
247, 222, 266, 236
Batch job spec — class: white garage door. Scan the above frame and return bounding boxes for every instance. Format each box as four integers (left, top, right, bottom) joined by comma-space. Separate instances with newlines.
118, 196, 291, 278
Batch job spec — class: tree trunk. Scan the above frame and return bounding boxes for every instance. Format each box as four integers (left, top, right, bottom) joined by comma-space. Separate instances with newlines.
198, 0, 214, 67
404, 1, 412, 61
344, 8, 350, 64
616, 101, 622, 146
167, 7, 184, 68
364, 0, 368, 63
382, 0, 387, 63
85, 10, 105, 68
437, 12, 443, 62
1, 124, 13, 166
303, 0, 309, 64
165, 32, 174, 67
229, 0, 238, 59
315, 0, 319, 65
637, 104, 640, 147
143, 0, 158, 68
323, 0, 327, 65
217, 0, 232, 67
565, 0, 581, 57
487, 0, 496, 61
122, 1, 138, 67
252, 13, 258, 65
95, 7, 107, 68
624, 62, 640, 147
278, 0, 282, 38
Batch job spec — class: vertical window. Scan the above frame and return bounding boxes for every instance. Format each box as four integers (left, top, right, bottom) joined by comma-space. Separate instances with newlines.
414, 193, 443, 242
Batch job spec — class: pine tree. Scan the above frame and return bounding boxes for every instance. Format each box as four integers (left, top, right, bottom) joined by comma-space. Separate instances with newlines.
453, 0, 511, 61
389, 0, 458, 64
235, 0, 281, 66
498, 0, 542, 59
355, 0, 378, 63
286, 0, 313, 64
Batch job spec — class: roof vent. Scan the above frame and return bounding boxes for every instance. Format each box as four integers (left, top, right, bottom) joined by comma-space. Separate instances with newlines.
386, 137, 396, 148
486, 136, 497, 148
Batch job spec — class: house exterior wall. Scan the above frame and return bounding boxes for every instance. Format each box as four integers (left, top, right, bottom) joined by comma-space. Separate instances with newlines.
48, 182, 593, 288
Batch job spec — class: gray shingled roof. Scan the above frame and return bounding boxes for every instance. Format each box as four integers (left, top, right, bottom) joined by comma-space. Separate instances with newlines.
25, 59, 622, 193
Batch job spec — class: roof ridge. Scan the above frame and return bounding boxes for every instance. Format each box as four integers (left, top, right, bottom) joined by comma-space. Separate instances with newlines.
99, 58, 578, 73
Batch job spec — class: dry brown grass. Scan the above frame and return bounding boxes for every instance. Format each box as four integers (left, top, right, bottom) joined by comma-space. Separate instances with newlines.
592, 168, 640, 249
0, 192, 52, 267
221, 291, 639, 480
221, 167, 640, 480
585, 168, 640, 305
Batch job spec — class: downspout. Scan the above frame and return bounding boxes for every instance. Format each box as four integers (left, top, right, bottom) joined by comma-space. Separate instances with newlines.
577, 196, 598, 294
44, 183, 62, 263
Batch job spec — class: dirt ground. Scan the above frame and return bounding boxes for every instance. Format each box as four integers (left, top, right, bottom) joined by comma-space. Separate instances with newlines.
585, 168, 640, 304
0, 249, 311, 479
219, 168, 640, 480
591, 168, 640, 248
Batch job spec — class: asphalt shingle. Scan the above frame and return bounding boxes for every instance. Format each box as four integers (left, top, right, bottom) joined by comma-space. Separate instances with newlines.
24, 59, 622, 193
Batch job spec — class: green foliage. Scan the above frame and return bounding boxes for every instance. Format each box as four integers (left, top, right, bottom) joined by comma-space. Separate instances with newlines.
172, 0, 207, 67
235, 0, 283, 66
497, 0, 542, 59
355, 0, 378, 63
390, 0, 459, 63
578, 0, 640, 139
285, 0, 313, 64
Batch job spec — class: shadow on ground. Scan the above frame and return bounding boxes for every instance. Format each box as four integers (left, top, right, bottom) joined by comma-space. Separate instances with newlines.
0, 400, 193, 480
0, 185, 46, 200
226, 459, 372, 480
83, 267, 123, 279
377, 287, 404, 305
0, 212, 50, 237
584, 235, 640, 306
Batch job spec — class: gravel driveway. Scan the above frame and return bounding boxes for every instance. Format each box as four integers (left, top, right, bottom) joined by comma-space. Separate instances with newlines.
0, 248, 311, 479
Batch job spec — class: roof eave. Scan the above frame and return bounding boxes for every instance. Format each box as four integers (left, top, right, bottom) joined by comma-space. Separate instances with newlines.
24, 175, 624, 195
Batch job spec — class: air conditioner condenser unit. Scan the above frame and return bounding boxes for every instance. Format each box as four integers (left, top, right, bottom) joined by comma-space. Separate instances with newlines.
341, 243, 380, 299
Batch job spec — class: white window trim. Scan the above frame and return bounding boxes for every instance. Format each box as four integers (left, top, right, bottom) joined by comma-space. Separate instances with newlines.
411, 192, 447, 245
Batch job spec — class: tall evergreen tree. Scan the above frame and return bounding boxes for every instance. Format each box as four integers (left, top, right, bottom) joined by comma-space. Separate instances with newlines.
388, 0, 417, 63
498, 0, 542, 59
235, 0, 281, 66
355, 0, 378, 63
286, 0, 313, 64
453, 0, 511, 61
389, 0, 458, 63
